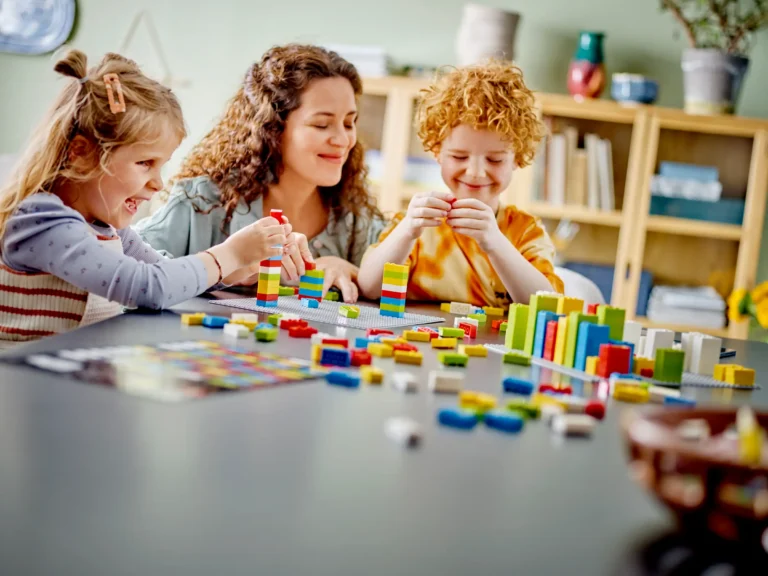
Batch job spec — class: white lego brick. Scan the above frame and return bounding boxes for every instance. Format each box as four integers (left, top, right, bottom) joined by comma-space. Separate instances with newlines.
454, 316, 479, 328
392, 372, 418, 393
223, 323, 250, 339
690, 333, 721, 376
449, 302, 473, 315
551, 414, 595, 437
231, 313, 260, 323
428, 370, 464, 394
622, 321, 642, 347
311, 332, 332, 345
644, 329, 674, 358
638, 336, 646, 359
385, 417, 422, 447
381, 283, 407, 294
680, 332, 696, 372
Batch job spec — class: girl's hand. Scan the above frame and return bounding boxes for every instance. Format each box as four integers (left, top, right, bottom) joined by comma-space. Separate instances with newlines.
315, 256, 359, 303
280, 232, 314, 284
401, 191, 454, 240
223, 215, 288, 270
446, 198, 505, 252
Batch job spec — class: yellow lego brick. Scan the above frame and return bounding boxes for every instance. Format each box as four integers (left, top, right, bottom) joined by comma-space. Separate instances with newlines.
311, 343, 344, 363
181, 312, 206, 325
380, 337, 408, 347
440, 302, 452, 313
383, 263, 409, 273
230, 319, 258, 330
633, 357, 655, 375
394, 350, 423, 365
585, 356, 599, 376
360, 365, 384, 385
713, 363, 730, 381
532, 393, 567, 410
459, 390, 497, 412
458, 344, 488, 357
727, 366, 755, 386
482, 306, 505, 317
557, 296, 584, 315
403, 330, 431, 342
368, 343, 394, 358
613, 384, 650, 403
431, 337, 457, 349
553, 316, 569, 365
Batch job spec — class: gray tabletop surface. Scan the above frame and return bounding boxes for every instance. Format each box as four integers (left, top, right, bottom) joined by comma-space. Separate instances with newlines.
0, 290, 766, 576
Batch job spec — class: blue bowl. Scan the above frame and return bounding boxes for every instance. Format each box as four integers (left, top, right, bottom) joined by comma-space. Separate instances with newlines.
611, 74, 658, 105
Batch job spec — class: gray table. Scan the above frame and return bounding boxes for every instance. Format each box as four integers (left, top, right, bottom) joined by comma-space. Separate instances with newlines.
1, 292, 766, 576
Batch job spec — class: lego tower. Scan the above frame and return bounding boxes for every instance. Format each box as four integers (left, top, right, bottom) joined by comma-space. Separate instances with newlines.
380, 263, 408, 318
298, 261, 324, 303
256, 209, 284, 308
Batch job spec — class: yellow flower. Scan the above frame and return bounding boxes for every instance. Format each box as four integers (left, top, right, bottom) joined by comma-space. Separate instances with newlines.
752, 281, 768, 305
728, 288, 748, 322
757, 300, 768, 329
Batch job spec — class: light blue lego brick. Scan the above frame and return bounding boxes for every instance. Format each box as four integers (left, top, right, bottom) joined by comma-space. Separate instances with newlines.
380, 295, 406, 308
256, 299, 278, 308
574, 323, 611, 372
298, 289, 323, 298
299, 274, 324, 285
302, 299, 319, 309
380, 309, 405, 318
533, 311, 559, 358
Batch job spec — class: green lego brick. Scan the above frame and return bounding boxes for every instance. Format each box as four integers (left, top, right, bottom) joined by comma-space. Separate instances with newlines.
279, 286, 296, 296
438, 352, 469, 367
255, 327, 277, 342
439, 327, 466, 338
655, 348, 684, 384
339, 305, 360, 319
323, 291, 339, 301
499, 321, 508, 332
382, 271, 409, 283
267, 313, 283, 326
302, 270, 325, 279
506, 399, 541, 419
468, 313, 487, 325
380, 302, 406, 313
503, 350, 531, 366
597, 305, 626, 341
504, 303, 528, 351
564, 312, 598, 368
523, 293, 559, 355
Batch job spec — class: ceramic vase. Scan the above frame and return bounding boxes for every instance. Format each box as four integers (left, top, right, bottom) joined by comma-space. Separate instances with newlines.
455, 3, 520, 66
567, 31, 606, 100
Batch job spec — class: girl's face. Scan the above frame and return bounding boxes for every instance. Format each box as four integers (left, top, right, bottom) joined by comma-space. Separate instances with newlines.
281, 77, 357, 189
70, 128, 179, 229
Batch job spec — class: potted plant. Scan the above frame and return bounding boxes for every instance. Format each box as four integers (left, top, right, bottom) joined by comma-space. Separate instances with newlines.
660, 0, 767, 115
728, 282, 768, 335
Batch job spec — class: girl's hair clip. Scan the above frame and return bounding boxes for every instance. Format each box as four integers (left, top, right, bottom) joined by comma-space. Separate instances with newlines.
78, 76, 89, 85
103, 73, 126, 114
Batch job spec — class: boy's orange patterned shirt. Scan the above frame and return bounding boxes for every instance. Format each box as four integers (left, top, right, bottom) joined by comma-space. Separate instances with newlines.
366, 205, 564, 307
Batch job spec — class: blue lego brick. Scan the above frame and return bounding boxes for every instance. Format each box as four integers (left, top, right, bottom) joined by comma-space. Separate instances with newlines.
380, 309, 405, 318
664, 395, 696, 407
355, 337, 373, 349
202, 315, 229, 328
256, 322, 273, 330
380, 296, 406, 307
574, 323, 611, 372
326, 370, 360, 388
299, 274, 324, 285
533, 311, 559, 358
437, 408, 479, 430
320, 347, 351, 368
302, 299, 319, 309
610, 339, 635, 373
502, 377, 534, 396
256, 299, 278, 308
484, 411, 524, 434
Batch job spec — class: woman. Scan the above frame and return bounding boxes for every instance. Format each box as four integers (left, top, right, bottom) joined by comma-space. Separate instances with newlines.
135, 44, 387, 303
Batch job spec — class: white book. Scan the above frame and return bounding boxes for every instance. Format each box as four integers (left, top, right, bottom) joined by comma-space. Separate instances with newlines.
547, 134, 566, 205
585, 134, 600, 209
596, 139, 615, 211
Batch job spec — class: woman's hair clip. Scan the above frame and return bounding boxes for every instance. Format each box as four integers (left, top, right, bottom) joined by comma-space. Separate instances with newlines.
103, 73, 126, 114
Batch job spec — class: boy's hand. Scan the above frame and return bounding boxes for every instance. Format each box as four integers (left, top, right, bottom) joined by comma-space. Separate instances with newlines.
401, 191, 454, 240
446, 198, 505, 252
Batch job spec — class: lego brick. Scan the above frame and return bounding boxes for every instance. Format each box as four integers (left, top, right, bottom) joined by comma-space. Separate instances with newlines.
416, 326, 439, 339
394, 350, 423, 365
543, 319, 559, 361
230, 319, 258, 330
553, 316, 569, 365
483, 306, 505, 317
654, 348, 685, 384
689, 333, 722, 376
503, 350, 531, 366
500, 322, 507, 332
622, 320, 642, 348
457, 321, 478, 339
255, 299, 278, 308
288, 325, 318, 338
504, 303, 529, 352
391, 371, 418, 393
279, 318, 308, 330
323, 291, 339, 301
551, 414, 596, 437
380, 301, 406, 312
320, 347, 351, 368
437, 408, 478, 429
380, 309, 405, 318
301, 270, 325, 281
533, 311, 559, 358
458, 344, 487, 357
431, 337, 457, 349
726, 365, 755, 386
301, 299, 319, 309
585, 356, 599, 375
267, 313, 283, 326
339, 305, 360, 319
202, 315, 229, 328
640, 367, 654, 378
351, 349, 372, 367
597, 344, 632, 378
311, 332, 332, 345
383, 262, 409, 274
326, 370, 360, 388
564, 312, 598, 368
381, 283, 407, 294
181, 313, 206, 326
467, 313, 487, 325
368, 343, 394, 358
428, 370, 464, 394
321, 338, 348, 348
597, 305, 626, 341
403, 330, 431, 342
524, 293, 560, 355
439, 327, 466, 338
440, 303, 452, 312
455, 317, 479, 328
449, 302, 473, 315
223, 323, 250, 338
380, 337, 407, 347
279, 286, 297, 296
586, 303, 599, 315
255, 326, 278, 342
360, 365, 383, 384
491, 319, 504, 331
574, 323, 611, 371
459, 390, 496, 412
391, 342, 418, 353
557, 296, 584, 315
231, 313, 259, 323
612, 384, 650, 403
438, 352, 469, 367
644, 328, 674, 359
713, 363, 729, 381
502, 376, 534, 395
385, 417, 422, 447
484, 411, 525, 434
367, 328, 394, 337
609, 339, 635, 373
506, 399, 541, 419
633, 356, 655, 375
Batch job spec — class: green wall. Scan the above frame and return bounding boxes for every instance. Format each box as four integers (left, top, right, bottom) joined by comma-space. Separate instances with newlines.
1, 0, 767, 282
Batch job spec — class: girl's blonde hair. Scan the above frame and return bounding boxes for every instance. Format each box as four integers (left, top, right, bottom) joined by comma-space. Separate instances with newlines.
0, 48, 186, 239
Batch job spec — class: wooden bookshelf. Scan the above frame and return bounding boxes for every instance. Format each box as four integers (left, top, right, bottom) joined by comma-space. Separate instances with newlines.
361, 76, 768, 340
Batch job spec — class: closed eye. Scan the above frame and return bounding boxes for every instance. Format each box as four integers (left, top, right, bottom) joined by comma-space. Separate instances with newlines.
487, 158, 503, 164
451, 155, 468, 160
137, 160, 154, 167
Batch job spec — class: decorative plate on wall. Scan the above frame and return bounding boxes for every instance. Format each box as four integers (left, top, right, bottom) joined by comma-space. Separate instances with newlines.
0, 0, 75, 55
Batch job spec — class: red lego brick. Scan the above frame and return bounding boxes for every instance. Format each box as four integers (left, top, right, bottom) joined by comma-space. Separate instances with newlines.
539, 383, 556, 394
640, 367, 654, 378
597, 344, 631, 378
416, 327, 438, 339
367, 328, 394, 337
543, 320, 558, 361
255, 292, 279, 301
260, 259, 282, 268
380, 289, 406, 301
586, 303, 599, 315
553, 385, 572, 395
270, 209, 284, 221
289, 325, 318, 338
304, 260, 316, 271
391, 342, 418, 353
457, 322, 477, 339
350, 349, 372, 367
491, 319, 504, 331
321, 337, 348, 348
585, 400, 605, 420
279, 318, 308, 330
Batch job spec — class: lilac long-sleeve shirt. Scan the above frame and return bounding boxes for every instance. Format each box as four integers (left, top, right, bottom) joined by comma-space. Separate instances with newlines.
1, 193, 209, 310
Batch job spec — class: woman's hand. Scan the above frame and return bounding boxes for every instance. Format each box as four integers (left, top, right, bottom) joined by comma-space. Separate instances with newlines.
315, 256, 359, 303
280, 232, 314, 284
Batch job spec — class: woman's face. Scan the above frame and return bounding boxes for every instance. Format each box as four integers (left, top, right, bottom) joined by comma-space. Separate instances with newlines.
281, 77, 357, 188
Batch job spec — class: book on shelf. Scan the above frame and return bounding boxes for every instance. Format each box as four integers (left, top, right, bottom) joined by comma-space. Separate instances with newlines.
532, 128, 615, 212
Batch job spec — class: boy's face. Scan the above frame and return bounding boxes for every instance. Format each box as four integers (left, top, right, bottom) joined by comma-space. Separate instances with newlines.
437, 124, 515, 210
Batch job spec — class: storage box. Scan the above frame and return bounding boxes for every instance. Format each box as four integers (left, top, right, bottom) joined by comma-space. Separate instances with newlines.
649, 196, 744, 225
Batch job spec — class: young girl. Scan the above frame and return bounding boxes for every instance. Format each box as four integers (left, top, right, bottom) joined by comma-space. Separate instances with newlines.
0, 49, 310, 347
358, 60, 564, 307
134, 44, 387, 303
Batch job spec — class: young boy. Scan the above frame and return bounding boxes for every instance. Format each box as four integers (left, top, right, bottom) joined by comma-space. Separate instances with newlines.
357, 60, 563, 307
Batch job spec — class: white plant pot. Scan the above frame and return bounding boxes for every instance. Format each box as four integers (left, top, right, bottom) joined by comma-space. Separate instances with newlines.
455, 3, 521, 66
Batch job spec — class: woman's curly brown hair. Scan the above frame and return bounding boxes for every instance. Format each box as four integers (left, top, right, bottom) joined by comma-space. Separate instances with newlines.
417, 59, 543, 168
173, 43, 380, 234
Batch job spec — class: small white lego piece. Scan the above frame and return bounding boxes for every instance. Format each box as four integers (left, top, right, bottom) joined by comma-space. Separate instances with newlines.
689, 333, 722, 376
622, 321, 642, 347
223, 323, 250, 339
231, 313, 260, 323
428, 370, 464, 394
385, 417, 422, 447
449, 302, 473, 315
680, 332, 696, 372
551, 414, 596, 437
392, 372, 418, 393
648, 385, 681, 403
637, 336, 646, 359
310, 332, 332, 345
644, 328, 674, 358
540, 403, 565, 423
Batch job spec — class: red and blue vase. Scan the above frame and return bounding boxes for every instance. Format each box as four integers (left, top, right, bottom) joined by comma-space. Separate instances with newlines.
567, 32, 606, 100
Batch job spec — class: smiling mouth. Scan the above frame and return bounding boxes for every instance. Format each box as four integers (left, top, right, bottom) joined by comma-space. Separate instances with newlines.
124, 197, 146, 214
318, 154, 344, 164
458, 181, 491, 190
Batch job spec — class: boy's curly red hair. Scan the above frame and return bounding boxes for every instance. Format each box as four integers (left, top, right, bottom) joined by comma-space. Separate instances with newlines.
417, 59, 543, 168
